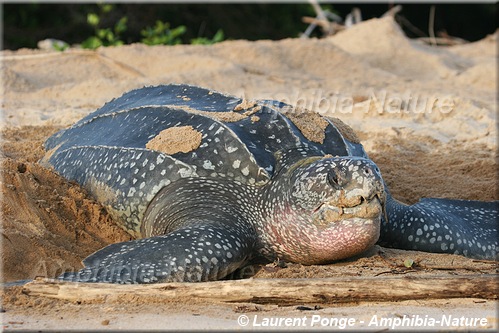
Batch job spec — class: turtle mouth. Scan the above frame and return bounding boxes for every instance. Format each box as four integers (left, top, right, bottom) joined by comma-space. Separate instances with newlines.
312, 194, 384, 227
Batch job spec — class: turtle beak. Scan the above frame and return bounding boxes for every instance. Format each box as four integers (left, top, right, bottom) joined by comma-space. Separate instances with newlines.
312, 191, 385, 227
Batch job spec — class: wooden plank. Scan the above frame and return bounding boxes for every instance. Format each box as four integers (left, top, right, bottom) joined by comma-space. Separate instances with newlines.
22, 274, 498, 305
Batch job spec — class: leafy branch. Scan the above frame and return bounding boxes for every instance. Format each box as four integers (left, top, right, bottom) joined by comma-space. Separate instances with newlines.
140, 20, 186, 46
81, 4, 127, 49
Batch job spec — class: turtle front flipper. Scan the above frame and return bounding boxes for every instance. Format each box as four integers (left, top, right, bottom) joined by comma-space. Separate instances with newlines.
60, 224, 256, 283
380, 196, 498, 260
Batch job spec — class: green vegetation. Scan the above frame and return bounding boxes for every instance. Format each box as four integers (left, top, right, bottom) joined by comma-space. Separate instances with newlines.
140, 21, 186, 46
81, 4, 128, 49
191, 29, 225, 45
78, 4, 225, 50
52, 40, 70, 52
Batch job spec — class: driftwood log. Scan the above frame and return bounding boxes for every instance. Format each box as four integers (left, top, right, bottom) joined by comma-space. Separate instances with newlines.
23, 274, 497, 305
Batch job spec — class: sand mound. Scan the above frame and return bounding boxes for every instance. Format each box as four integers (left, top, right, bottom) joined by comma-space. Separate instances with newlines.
1, 126, 131, 281
328, 17, 459, 80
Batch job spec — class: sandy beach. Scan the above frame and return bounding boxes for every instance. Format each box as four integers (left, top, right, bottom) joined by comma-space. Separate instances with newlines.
1, 17, 497, 331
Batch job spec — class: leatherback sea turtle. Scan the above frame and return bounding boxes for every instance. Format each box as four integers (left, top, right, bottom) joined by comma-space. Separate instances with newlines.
42, 84, 498, 284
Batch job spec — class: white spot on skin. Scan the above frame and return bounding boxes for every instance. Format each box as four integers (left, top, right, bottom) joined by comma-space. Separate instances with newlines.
178, 168, 194, 177
203, 160, 215, 170
127, 187, 136, 197
232, 160, 241, 169
156, 155, 165, 164
215, 127, 224, 135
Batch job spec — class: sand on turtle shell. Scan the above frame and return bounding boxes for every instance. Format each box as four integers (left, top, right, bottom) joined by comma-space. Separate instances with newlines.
146, 125, 202, 155
328, 117, 360, 144
145, 99, 355, 146
149, 103, 262, 123
281, 106, 330, 143
280, 105, 360, 144
234, 99, 257, 111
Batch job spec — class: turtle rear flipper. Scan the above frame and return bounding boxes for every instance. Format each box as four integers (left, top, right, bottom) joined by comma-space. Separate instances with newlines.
60, 224, 256, 283
380, 197, 498, 260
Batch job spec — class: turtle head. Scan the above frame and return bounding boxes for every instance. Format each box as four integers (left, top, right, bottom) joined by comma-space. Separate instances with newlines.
266, 156, 385, 264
